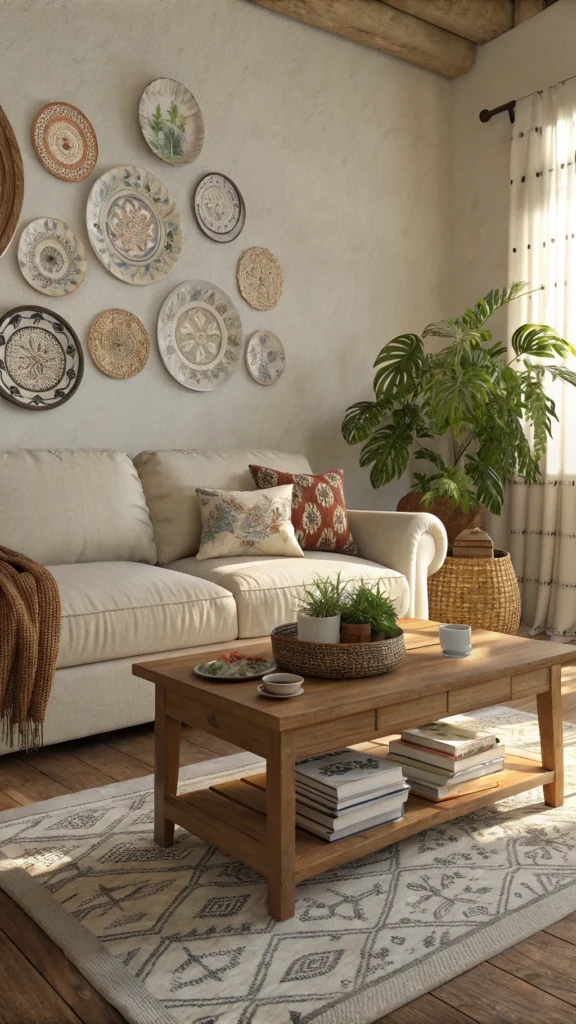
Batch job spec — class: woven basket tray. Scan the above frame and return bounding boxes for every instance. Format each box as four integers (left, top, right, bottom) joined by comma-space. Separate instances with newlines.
271, 623, 406, 679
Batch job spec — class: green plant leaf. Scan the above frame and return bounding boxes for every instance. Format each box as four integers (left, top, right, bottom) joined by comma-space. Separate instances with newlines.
341, 398, 391, 445
512, 324, 575, 359
424, 366, 493, 434
359, 421, 412, 488
465, 455, 506, 515
373, 334, 424, 399
546, 364, 576, 387
413, 448, 447, 469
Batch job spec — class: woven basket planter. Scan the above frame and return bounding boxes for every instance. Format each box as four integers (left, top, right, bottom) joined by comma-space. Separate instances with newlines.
428, 550, 521, 635
271, 623, 406, 679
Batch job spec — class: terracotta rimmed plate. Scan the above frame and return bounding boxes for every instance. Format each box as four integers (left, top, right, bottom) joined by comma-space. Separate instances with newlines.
194, 172, 245, 243
88, 309, 150, 379
246, 329, 285, 386
158, 279, 243, 391
139, 78, 204, 166
0, 305, 83, 410
86, 164, 182, 285
18, 218, 87, 297
32, 102, 98, 182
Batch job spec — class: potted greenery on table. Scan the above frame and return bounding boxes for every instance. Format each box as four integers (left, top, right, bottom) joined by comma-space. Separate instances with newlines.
297, 574, 344, 644
340, 580, 399, 644
342, 283, 576, 544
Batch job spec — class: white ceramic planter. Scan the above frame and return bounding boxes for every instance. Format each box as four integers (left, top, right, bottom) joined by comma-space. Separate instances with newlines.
297, 612, 341, 644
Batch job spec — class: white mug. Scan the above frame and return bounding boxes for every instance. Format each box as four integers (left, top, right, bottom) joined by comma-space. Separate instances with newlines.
439, 623, 472, 657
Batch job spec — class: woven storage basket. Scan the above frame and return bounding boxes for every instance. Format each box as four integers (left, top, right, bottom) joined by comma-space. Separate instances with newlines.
428, 549, 521, 635
271, 623, 406, 679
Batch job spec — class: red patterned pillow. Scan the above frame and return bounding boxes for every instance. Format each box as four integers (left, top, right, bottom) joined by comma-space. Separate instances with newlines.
249, 465, 358, 554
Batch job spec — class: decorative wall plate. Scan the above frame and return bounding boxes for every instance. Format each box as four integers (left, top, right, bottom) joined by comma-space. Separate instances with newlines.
0, 306, 83, 410
32, 102, 98, 182
88, 309, 149, 379
18, 218, 87, 297
237, 247, 283, 311
194, 173, 245, 243
86, 165, 182, 285
158, 280, 243, 391
246, 329, 285, 386
139, 78, 204, 166
0, 107, 24, 259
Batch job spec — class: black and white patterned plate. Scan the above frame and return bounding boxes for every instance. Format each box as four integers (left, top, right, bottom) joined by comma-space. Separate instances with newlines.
0, 305, 83, 410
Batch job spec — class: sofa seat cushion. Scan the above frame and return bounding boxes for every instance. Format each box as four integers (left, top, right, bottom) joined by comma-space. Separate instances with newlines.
49, 562, 238, 669
168, 551, 410, 639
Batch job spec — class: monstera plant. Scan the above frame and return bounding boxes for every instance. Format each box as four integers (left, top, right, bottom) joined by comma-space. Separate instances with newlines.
342, 283, 576, 520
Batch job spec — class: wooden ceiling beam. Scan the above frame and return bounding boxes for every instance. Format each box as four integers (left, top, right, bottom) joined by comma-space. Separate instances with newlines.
246, 0, 476, 78
378, 1, 514, 45
514, 0, 545, 26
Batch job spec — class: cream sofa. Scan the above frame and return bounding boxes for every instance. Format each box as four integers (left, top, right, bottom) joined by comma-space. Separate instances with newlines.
0, 448, 447, 753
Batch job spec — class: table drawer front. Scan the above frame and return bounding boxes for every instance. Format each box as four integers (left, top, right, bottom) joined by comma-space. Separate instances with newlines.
511, 668, 550, 699
165, 693, 268, 757
295, 711, 376, 758
376, 693, 448, 735
449, 677, 511, 715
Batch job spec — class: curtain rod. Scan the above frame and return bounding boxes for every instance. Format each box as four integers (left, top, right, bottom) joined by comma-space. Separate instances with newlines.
479, 70, 576, 124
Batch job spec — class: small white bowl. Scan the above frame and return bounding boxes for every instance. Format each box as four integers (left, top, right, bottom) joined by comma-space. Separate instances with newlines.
262, 672, 304, 695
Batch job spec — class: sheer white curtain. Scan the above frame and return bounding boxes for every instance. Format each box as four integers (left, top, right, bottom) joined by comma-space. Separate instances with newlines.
508, 80, 576, 638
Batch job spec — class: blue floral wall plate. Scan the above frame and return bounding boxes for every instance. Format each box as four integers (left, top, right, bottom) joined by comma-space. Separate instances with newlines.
246, 329, 285, 386
86, 165, 182, 285
158, 280, 243, 391
139, 78, 204, 166
18, 218, 87, 297
0, 305, 83, 410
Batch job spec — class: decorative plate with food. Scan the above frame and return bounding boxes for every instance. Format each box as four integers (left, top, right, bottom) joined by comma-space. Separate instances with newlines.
194, 651, 276, 681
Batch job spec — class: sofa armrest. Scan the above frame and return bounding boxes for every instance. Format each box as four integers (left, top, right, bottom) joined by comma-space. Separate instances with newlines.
347, 510, 448, 619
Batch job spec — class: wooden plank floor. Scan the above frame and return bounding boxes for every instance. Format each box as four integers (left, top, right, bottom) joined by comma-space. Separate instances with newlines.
0, 665, 575, 1023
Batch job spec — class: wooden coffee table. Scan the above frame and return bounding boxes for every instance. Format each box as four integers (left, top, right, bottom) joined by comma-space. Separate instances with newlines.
133, 619, 576, 921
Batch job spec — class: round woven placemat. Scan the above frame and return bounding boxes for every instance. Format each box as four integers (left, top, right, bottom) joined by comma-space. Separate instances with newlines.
88, 309, 149, 379
237, 247, 283, 311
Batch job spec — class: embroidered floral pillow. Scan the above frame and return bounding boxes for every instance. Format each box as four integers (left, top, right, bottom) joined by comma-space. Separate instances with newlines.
195, 484, 304, 561
249, 466, 358, 554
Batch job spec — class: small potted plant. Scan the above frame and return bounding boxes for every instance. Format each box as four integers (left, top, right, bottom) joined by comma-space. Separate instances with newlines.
340, 580, 399, 644
297, 574, 344, 644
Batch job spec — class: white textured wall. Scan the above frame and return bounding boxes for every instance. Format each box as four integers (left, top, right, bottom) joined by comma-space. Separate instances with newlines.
0, 0, 451, 509
449, 0, 576, 544
449, 0, 576, 310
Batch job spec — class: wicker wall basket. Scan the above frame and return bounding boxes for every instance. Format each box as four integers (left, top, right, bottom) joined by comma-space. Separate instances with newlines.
428, 549, 521, 635
271, 623, 406, 679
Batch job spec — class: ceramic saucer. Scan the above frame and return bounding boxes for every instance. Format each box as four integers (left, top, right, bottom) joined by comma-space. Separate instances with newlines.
257, 684, 304, 699
442, 650, 472, 658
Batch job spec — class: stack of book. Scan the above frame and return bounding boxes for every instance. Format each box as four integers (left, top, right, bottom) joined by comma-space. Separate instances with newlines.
386, 721, 505, 802
294, 748, 409, 842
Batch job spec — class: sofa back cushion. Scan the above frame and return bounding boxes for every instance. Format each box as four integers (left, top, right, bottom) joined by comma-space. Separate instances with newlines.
0, 449, 157, 566
133, 449, 313, 564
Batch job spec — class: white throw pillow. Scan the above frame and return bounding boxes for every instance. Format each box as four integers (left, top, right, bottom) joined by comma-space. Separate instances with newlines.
195, 484, 304, 560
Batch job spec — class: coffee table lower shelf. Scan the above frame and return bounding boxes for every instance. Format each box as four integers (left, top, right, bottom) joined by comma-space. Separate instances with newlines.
165, 755, 553, 886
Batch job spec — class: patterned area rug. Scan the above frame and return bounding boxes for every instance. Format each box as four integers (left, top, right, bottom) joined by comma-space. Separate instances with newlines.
1, 709, 576, 1024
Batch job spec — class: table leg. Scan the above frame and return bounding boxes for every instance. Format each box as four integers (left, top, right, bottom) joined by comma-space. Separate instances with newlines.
154, 686, 181, 846
266, 731, 296, 920
537, 665, 564, 807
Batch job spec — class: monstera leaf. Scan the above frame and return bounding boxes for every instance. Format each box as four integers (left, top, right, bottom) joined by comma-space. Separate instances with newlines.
341, 398, 391, 445
373, 334, 424, 399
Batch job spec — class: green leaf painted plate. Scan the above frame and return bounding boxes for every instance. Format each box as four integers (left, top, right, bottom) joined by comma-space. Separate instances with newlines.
139, 78, 204, 166
194, 655, 276, 681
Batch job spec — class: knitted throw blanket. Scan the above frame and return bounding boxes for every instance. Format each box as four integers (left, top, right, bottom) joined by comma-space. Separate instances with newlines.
0, 546, 61, 751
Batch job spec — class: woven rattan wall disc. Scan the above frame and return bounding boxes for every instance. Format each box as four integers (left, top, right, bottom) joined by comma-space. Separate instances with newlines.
88, 309, 150, 379
237, 247, 283, 311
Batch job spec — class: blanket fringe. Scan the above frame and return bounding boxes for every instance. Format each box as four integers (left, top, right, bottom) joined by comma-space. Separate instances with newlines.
2, 713, 43, 753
